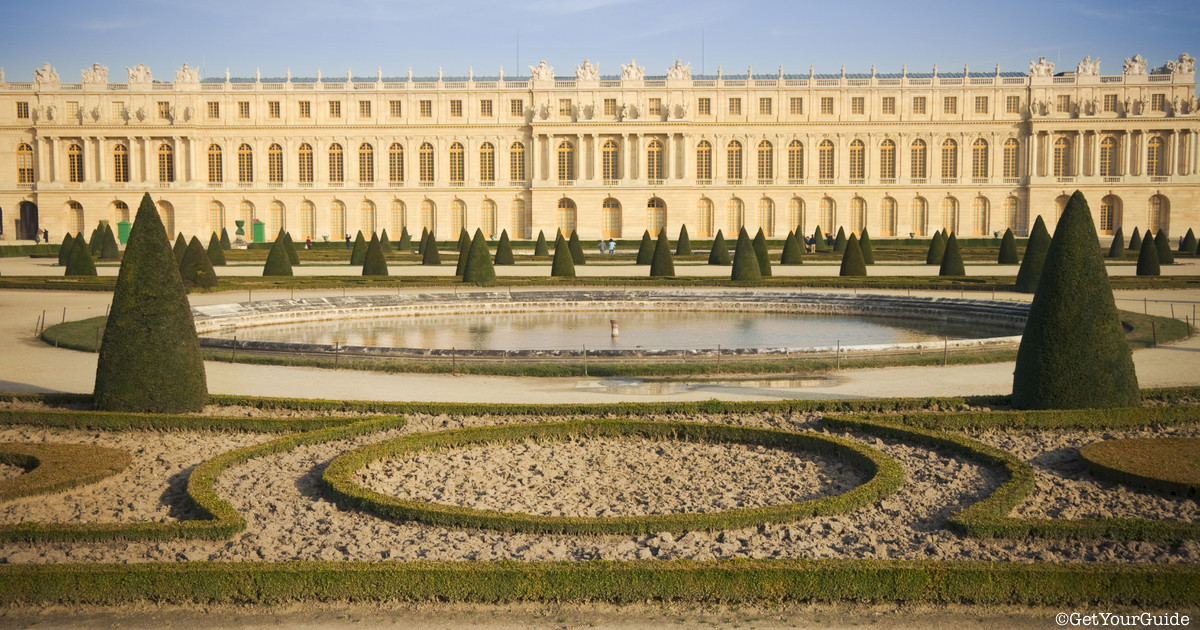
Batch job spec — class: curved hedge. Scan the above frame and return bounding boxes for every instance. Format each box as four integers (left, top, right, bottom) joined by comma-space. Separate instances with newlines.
0, 442, 131, 502
1080, 437, 1200, 498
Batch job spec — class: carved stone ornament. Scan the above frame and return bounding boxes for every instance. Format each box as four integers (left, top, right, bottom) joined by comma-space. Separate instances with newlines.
1076, 56, 1100, 76
33, 62, 60, 85
620, 59, 644, 81
666, 59, 691, 81
1028, 56, 1054, 77
46, 105, 57, 121
90, 106, 101, 122
135, 106, 147, 121
619, 103, 638, 120
1123, 54, 1147, 76
576, 59, 599, 81
529, 60, 554, 81
183, 105, 194, 121
673, 102, 689, 119
1165, 53, 1195, 74
581, 103, 595, 119
81, 63, 108, 84
126, 63, 152, 83
175, 63, 199, 84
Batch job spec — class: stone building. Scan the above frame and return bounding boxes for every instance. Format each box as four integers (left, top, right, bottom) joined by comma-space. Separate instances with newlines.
0, 54, 1196, 243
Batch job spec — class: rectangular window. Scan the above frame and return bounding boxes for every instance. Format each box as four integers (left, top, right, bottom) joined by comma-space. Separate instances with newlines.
1056, 95, 1070, 113
16, 102, 29, 119
389, 100, 402, 117
420, 100, 432, 117
510, 98, 523, 116
728, 97, 742, 115
238, 101, 250, 119
759, 97, 772, 115
603, 98, 617, 116
820, 97, 833, 115
851, 97, 864, 115
157, 101, 170, 119
558, 98, 572, 116
450, 100, 463, 117
111, 102, 123, 120
698, 97, 711, 116
1006, 95, 1021, 114
881, 97, 895, 115
268, 101, 280, 118
66, 101, 79, 119
329, 101, 342, 117
207, 101, 220, 119
974, 96, 988, 114
943, 96, 957, 114
789, 97, 803, 115
298, 101, 311, 118
912, 96, 926, 114
648, 98, 662, 115
1151, 93, 1166, 112
359, 100, 371, 118
480, 99, 493, 117
1103, 94, 1117, 112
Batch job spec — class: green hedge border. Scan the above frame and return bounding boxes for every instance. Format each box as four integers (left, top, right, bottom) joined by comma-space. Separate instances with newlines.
1080, 437, 1200, 498
0, 442, 131, 502
322, 420, 903, 535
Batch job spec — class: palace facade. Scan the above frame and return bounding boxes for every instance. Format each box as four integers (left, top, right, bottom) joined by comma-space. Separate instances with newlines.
0, 55, 1196, 243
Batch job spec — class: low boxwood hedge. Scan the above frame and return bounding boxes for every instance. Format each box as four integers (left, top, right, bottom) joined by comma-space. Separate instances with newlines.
1080, 437, 1200, 498
0, 442, 131, 502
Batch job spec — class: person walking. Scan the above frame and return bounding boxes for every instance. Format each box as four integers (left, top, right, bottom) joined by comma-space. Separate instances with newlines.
608, 239, 616, 255
598, 241, 607, 256
345, 234, 352, 249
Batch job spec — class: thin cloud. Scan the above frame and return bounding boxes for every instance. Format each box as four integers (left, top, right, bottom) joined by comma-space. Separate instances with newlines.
77, 18, 151, 31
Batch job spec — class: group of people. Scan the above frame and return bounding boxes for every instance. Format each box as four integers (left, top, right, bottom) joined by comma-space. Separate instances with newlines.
32, 228, 49, 244
596, 239, 618, 256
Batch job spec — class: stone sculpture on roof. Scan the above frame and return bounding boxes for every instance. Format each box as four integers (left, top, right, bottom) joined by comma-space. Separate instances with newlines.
1076, 56, 1100, 76
620, 59, 644, 81
81, 63, 108, 84
530, 60, 554, 81
1166, 53, 1195, 74
33, 62, 59, 86
126, 63, 152, 83
1028, 56, 1054, 77
666, 59, 691, 81
175, 63, 199, 84
576, 59, 599, 81
1123, 54, 1147, 76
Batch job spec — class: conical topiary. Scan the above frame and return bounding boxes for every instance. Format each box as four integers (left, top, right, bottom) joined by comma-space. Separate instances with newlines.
361, 233, 388, 276
263, 236, 294, 276
636, 230, 654, 264
534, 230, 549, 256
1106, 227, 1125, 260
350, 231, 368, 265
220, 227, 231, 250
859, 228, 875, 265
89, 224, 104, 256
550, 232, 575, 278
494, 230, 515, 265
206, 233, 227, 266
999, 228, 1020, 264
812, 226, 829, 252
780, 231, 804, 265
568, 230, 586, 265
752, 228, 772, 277
1012, 190, 1139, 409
708, 230, 731, 265
1154, 230, 1173, 265
839, 233, 867, 277
939, 233, 966, 276
463, 228, 496, 286
1180, 228, 1196, 254
282, 231, 299, 266
65, 237, 97, 277
421, 232, 441, 265
455, 229, 472, 276
1014, 216, 1051, 293
675, 225, 692, 256
380, 229, 392, 253
1127, 227, 1141, 251
649, 228, 675, 277
172, 233, 187, 265
730, 228, 762, 282
100, 224, 120, 260
398, 226, 411, 251
94, 193, 207, 413
179, 236, 217, 289
418, 227, 428, 254
1136, 233, 1160, 276
925, 231, 946, 265
57, 233, 75, 267
833, 227, 847, 253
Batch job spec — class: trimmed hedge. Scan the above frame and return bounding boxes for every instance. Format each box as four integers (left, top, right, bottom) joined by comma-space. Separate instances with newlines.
924, 231, 946, 265
675, 225, 692, 255
1137, 235, 1161, 276
206, 232, 227, 266
262, 237, 294, 276
454, 229, 471, 276
172, 233, 187, 265
1181, 228, 1197, 254
636, 230, 654, 264
568, 231, 586, 265
282, 231, 300, 266
999, 228, 1019, 264
839, 234, 866, 277
752, 228, 772, 277
708, 230, 730, 265
219, 228, 232, 250
1080, 437, 1200, 498
100, 224, 120, 260
64, 238, 97, 277
938, 233, 965, 276
730, 228, 761, 282
550, 232, 575, 278
494, 230, 515, 265
462, 228, 496, 286
811, 226, 828, 252
1107, 227, 1125, 260
56, 234, 74, 267
178, 236, 218, 289
350, 231, 368, 265
361, 233, 389, 276
648, 229, 675, 277
1154, 230, 1174, 265
1014, 215, 1050, 293
858, 228, 874, 265
379, 229, 391, 253
833, 227, 847, 253
534, 230, 549, 256
0, 442, 131, 502
421, 232, 441, 265
1128, 226, 1141, 251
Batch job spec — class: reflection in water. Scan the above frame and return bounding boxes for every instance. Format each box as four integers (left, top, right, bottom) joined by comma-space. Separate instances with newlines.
215, 310, 1002, 352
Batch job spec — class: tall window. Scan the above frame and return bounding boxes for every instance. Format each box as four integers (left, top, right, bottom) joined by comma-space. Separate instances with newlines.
16, 143, 33, 184
207, 144, 222, 183
787, 140, 804, 181
300, 201, 315, 239
1003, 139, 1019, 178
819, 197, 835, 231
602, 140, 619, 180
788, 197, 804, 235
511, 198, 530, 238
757, 140, 773, 181
419, 142, 434, 183
1099, 137, 1118, 177
449, 142, 465, 183
911, 197, 928, 236
1147, 195, 1167, 232
360, 200, 376, 234
1053, 137, 1071, 177
557, 140, 575, 181
1146, 137, 1164, 176
879, 140, 896, 179
912, 96, 926, 114
238, 144, 253, 183
68, 201, 84, 235
695, 140, 712, 180
389, 143, 404, 184
911, 140, 927, 179
450, 200, 466, 237
849, 140, 864, 179
480, 199, 497, 238
328, 143, 344, 183
509, 142, 526, 182
601, 198, 622, 239
882, 97, 896, 115
111, 200, 129, 225
557, 198, 577, 237
818, 140, 834, 180
696, 198, 714, 237
943, 96, 958, 114
726, 141, 743, 181
479, 142, 495, 183
390, 199, 406, 233
359, 143, 374, 183
757, 198, 775, 236
209, 201, 225, 234
158, 143, 175, 183
268, 143, 283, 183
941, 197, 959, 233
158, 201, 175, 235
646, 140, 664, 180
972, 139, 989, 178
113, 144, 129, 183
1099, 195, 1118, 235
647, 198, 666, 235
850, 197, 866, 234
940, 139, 958, 179
1002, 197, 1018, 232
727, 198, 744, 234
239, 200, 255, 226
421, 199, 436, 234
971, 197, 989, 235
270, 201, 285, 235
880, 197, 897, 236
330, 200, 346, 239
298, 144, 313, 183
68, 143, 84, 183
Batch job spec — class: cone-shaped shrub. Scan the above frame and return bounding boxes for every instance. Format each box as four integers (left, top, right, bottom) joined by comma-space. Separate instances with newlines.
418, 227, 428, 254
421, 232, 441, 265
1127, 226, 1141, 251
550, 232, 575, 278
997, 228, 1019, 264
282, 231, 299, 266
57, 233, 75, 267
1154, 230, 1173, 265
179, 236, 217, 289
649, 229, 675, 277
675, 225, 692, 255
730, 228, 762, 282
1136, 233, 1160, 276
833, 227, 847, 253
172, 233, 187, 265
752, 228, 772, 277
263, 236, 294, 276
220, 228, 231, 250
1015, 216, 1051, 293
88, 224, 104, 256
780, 231, 804, 265
939, 233, 966, 276
1180, 228, 1197, 254
361, 233, 388, 276
206, 233, 227, 266
534, 230, 549, 256
462, 229, 496, 286
925, 231, 946, 265
708, 230, 730, 265
568, 231, 586, 265
1012, 191, 1139, 409
350, 231, 368, 265
494, 230, 515, 265
65, 237, 97, 277
398, 226, 411, 251
379, 229, 392, 253
100, 224, 120, 260
94, 193, 207, 413
812, 226, 829, 252
636, 230, 654, 264
859, 228, 875, 265
455, 229, 472, 276
839, 234, 867, 277
1106, 228, 1125, 260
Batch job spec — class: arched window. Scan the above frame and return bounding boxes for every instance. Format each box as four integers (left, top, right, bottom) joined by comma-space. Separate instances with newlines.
113, 143, 129, 183
300, 201, 315, 239
602, 140, 619, 181
208, 144, 223, 183
268, 143, 283, 183
449, 142, 465, 183
757, 140, 773, 181
557, 140, 575, 181
1099, 195, 1119, 235
68, 143, 84, 183
757, 197, 775, 236
270, 200, 285, 235
330, 200, 346, 239
1002, 139, 1019, 178
647, 197, 666, 236
328, 143, 344, 183
818, 140, 834, 180
1053, 137, 1071, 177
421, 199, 436, 235
850, 197, 866, 234
509, 142, 526, 182
388, 143, 404, 184
819, 197, 835, 231
911, 197, 928, 236
1147, 194, 1168, 233
16, 143, 33, 184
1054, 194, 1070, 220
238, 143, 253, 183
972, 139, 988, 178
880, 197, 897, 236
787, 140, 804, 182
1002, 197, 1019, 232
298, 143, 313, 183
480, 199, 497, 238
158, 201, 175, 236
940, 139, 958, 179
511, 198, 530, 238
788, 197, 804, 235
695, 140, 713, 180
646, 140, 664, 180
911, 140, 927, 179
390, 199, 406, 233
419, 142, 434, 183
450, 199, 466, 236
1146, 137, 1164, 176
879, 140, 896, 179
68, 201, 84, 236
479, 142, 495, 183
971, 196, 989, 235
696, 198, 714, 237
557, 198, 577, 237
849, 140, 865, 179
601, 199, 623, 239
111, 200, 129, 226
208, 200, 225, 234
156, 143, 174, 183
726, 198, 744, 234
1099, 137, 1118, 177
359, 143, 374, 183
360, 199, 376, 234
239, 199, 255, 226
727, 140, 743, 181
941, 196, 959, 233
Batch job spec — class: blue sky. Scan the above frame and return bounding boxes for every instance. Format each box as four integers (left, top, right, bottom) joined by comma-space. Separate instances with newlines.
2, 0, 1196, 81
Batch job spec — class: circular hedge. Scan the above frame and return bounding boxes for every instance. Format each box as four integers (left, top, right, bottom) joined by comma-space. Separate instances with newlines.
0, 442, 131, 502
1080, 437, 1200, 498
322, 419, 902, 535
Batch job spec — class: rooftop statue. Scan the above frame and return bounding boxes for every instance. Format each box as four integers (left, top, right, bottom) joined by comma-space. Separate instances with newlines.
175, 63, 199, 84
126, 63, 152, 83
666, 59, 691, 81
530, 60, 554, 81
1029, 56, 1054, 77
81, 63, 108, 84
620, 59, 644, 81
1165, 53, 1195, 74
576, 59, 599, 81
33, 62, 59, 85
1123, 54, 1147, 76
1076, 56, 1100, 76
